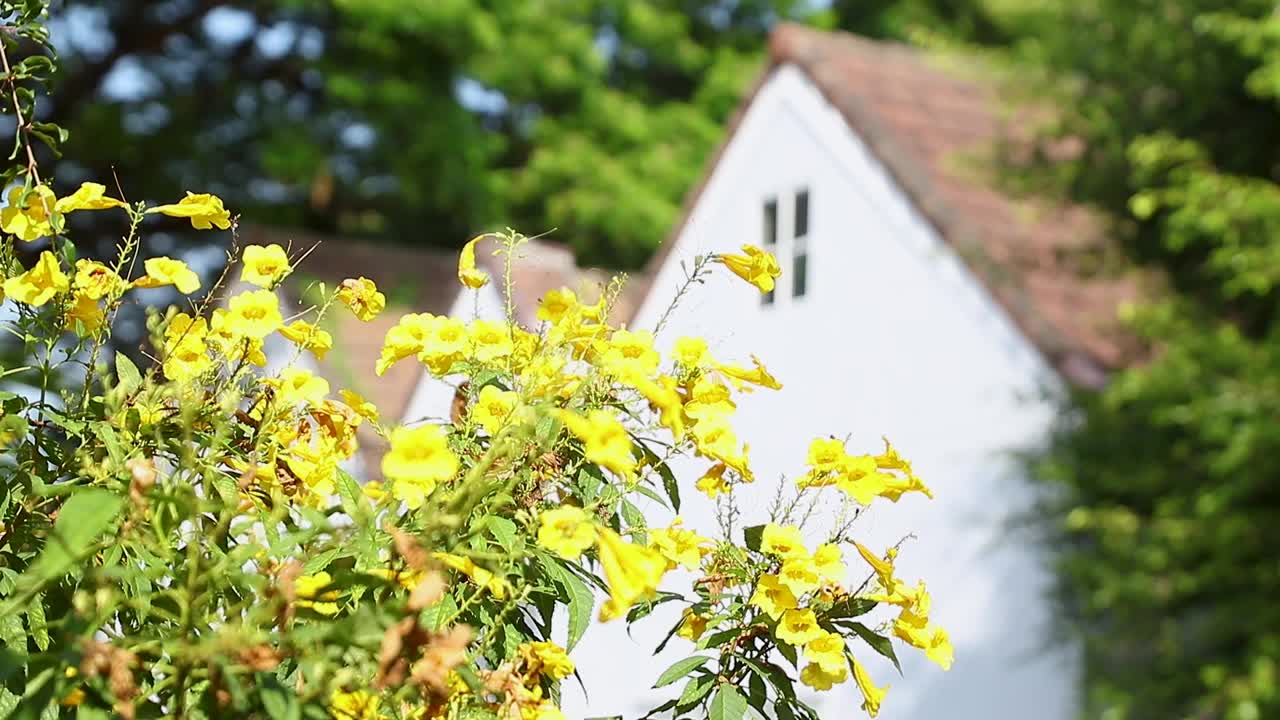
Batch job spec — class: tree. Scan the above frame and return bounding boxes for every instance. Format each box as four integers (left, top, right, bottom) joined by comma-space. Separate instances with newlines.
1017, 3, 1280, 719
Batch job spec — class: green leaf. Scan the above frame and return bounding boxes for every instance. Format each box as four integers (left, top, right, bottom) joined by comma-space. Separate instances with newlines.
334, 470, 365, 521
545, 559, 593, 650
708, 685, 748, 720
676, 672, 717, 708
743, 524, 765, 552
24, 488, 123, 583
26, 594, 47, 651
844, 622, 902, 674
827, 596, 876, 620
653, 655, 710, 688
258, 674, 301, 720
114, 351, 143, 395
487, 516, 518, 552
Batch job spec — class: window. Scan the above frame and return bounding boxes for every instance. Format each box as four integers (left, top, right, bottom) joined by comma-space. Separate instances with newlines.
792, 189, 809, 298
762, 197, 777, 305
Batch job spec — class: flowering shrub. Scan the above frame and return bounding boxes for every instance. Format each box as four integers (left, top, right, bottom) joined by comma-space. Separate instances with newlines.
0, 4, 951, 719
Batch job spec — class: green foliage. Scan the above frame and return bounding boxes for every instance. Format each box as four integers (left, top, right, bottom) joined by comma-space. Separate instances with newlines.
1018, 3, 1280, 719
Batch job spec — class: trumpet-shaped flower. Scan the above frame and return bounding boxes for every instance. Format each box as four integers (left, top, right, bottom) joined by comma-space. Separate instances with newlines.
272, 367, 330, 406
295, 572, 340, 615
800, 661, 848, 691
457, 234, 489, 288
537, 505, 595, 560
328, 689, 379, 720
224, 289, 283, 339
716, 355, 782, 391
54, 182, 126, 213
672, 336, 709, 368
4, 250, 69, 306
676, 608, 708, 641
852, 658, 888, 716
597, 329, 660, 377
468, 319, 514, 363
279, 320, 333, 360
537, 287, 577, 324
134, 256, 201, 294
649, 518, 711, 571
779, 555, 822, 597
595, 527, 667, 621
803, 631, 847, 675
471, 384, 520, 436
812, 544, 846, 585
776, 608, 824, 646
382, 425, 458, 508
519, 641, 575, 681
72, 260, 124, 300
749, 573, 798, 619
761, 523, 807, 559
559, 409, 636, 478
339, 390, 380, 424
695, 463, 731, 498
337, 277, 385, 321
147, 192, 232, 230
0, 185, 56, 241
434, 552, 509, 598
240, 244, 291, 288
65, 293, 104, 333
717, 244, 781, 293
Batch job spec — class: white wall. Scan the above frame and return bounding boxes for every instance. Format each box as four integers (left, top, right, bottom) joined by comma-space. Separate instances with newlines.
562, 65, 1078, 719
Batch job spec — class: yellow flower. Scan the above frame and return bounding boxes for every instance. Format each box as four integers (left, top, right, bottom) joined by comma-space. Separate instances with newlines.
717, 244, 781, 293
207, 308, 267, 366
537, 505, 596, 560
716, 355, 782, 391
595, 527, 667, 621
418, 315, 468, 376
537, 287, 577, 324
65, 293, 104, 333
812, 544, 845, 585
683, 376, 736, 423
748, 573, 798, 620
240, 243, 291, 288
468, 319, 514, 363
852, 657, 888, 716
279, 320, 333, 360
695, 463, 731, 498
72, 260, 124, 300
761, 523, 807, 559
524, 702, 567, 720
630, 373, 685, 439
337, 277, 385, 321
4, 250, 68, 306
672, 336, 709, 368
295, 571, 340, 615
596, 328, 660, 377
340, 390, 380, 424
778, 555, 821, 597
804, 631, 847, 674
362, 481, 386, 502
777, 608, 824, 646
471, 384, 520, 436
434, 552, 509, 598
376, 313, 434, 375
382, 425, 458, 508
690, 419, 752, 480
558, 409, 636, 478
147, 191, 232, 230
457, 234, 490, 289
329, 689, 380, 720
134, 256, 201, 294
923, 626, 955, 670
0, 185, 55, 241
853, 541, 900, 592
519, 641, 575, 681
53, 182, 126, 213
272, 367, 330, 406
800, 661, 848, 691
676, 608, 708, 642
162, 330, 212, 382
366, 567, 422, 591
806, 437, 846, 475
649, 518, 710, 571
224, 289, 283, 339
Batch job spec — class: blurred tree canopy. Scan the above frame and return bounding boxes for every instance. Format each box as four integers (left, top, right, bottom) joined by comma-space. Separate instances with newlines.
1015, 1, 1280, 719
43, 0, 996, 269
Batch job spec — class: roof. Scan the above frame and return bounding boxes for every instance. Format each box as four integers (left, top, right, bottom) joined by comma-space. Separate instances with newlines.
636, 24, 1146, 387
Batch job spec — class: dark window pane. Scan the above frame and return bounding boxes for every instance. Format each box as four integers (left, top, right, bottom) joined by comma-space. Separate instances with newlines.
795, 189, 809, 238
763, 198, 778, 246
793, 253, 807, 298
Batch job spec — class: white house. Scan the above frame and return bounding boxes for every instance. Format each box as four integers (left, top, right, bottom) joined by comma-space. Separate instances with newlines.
384, 24, 1151, 719
408, 24, 1143, 720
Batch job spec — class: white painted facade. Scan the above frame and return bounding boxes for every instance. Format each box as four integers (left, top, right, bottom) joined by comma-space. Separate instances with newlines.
562, 64, 1078, 719
400, 64, 1078, 720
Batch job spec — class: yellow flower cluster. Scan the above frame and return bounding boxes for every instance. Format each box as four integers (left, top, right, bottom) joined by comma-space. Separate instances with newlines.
798, 436, 933, 504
